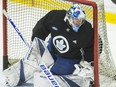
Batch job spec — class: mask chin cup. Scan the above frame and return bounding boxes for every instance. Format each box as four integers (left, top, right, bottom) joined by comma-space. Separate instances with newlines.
72, 23, 80, 32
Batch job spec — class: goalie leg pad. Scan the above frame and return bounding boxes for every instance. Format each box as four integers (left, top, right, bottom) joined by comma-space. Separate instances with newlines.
4, 58, 39, 87
36, 38, 54, 67
4, 63, 20, 86
3, 37, 54, 87
34, 72, 52, 87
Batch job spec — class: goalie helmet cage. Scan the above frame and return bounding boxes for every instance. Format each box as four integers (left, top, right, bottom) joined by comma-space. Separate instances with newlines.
2, 0, 116, 87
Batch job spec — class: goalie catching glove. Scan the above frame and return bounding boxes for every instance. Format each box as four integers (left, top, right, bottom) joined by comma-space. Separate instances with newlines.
73, 61, 94, 82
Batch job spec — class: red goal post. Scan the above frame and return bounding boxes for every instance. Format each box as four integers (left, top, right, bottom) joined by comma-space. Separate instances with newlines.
71, 0, 99, 87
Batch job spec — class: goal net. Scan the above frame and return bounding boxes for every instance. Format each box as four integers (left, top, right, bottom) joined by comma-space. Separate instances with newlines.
2, 0, 116, 87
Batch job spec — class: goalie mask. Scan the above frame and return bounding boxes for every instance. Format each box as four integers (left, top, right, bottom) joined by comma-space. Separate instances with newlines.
64, 4, 86, 32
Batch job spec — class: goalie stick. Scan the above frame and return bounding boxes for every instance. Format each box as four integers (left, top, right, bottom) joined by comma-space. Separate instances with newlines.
3, 9, 30, 47
39, 63, 60, 87
3, 10, 60, 87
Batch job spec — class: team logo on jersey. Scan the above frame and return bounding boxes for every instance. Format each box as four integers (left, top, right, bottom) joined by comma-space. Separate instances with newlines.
73, 40, 77, 44
53, 36, 69, 53
51, 26, 58, 31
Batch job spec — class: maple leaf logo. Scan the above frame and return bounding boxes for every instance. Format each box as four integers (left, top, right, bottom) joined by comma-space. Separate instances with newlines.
53, 36, 69, 53
56, 40, 66, 51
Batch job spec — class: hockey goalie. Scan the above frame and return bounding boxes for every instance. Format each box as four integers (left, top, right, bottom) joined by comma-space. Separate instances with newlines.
3, 3, 94, 87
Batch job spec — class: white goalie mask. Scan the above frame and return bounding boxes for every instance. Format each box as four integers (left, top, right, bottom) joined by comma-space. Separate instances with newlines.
64, 4, 86, 32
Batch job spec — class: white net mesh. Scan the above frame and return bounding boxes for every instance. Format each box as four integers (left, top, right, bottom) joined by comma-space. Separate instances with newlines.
96, 0, 116, 86
4, 0, 116, 86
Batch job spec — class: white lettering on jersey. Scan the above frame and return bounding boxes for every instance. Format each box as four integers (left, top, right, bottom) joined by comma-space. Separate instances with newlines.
51, 26, 58, 31
53, 36, 69, 53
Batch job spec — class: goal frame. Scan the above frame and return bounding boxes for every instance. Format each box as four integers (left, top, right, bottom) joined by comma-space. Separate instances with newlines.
3, 0, 8, 70
2, 0, 99, 87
